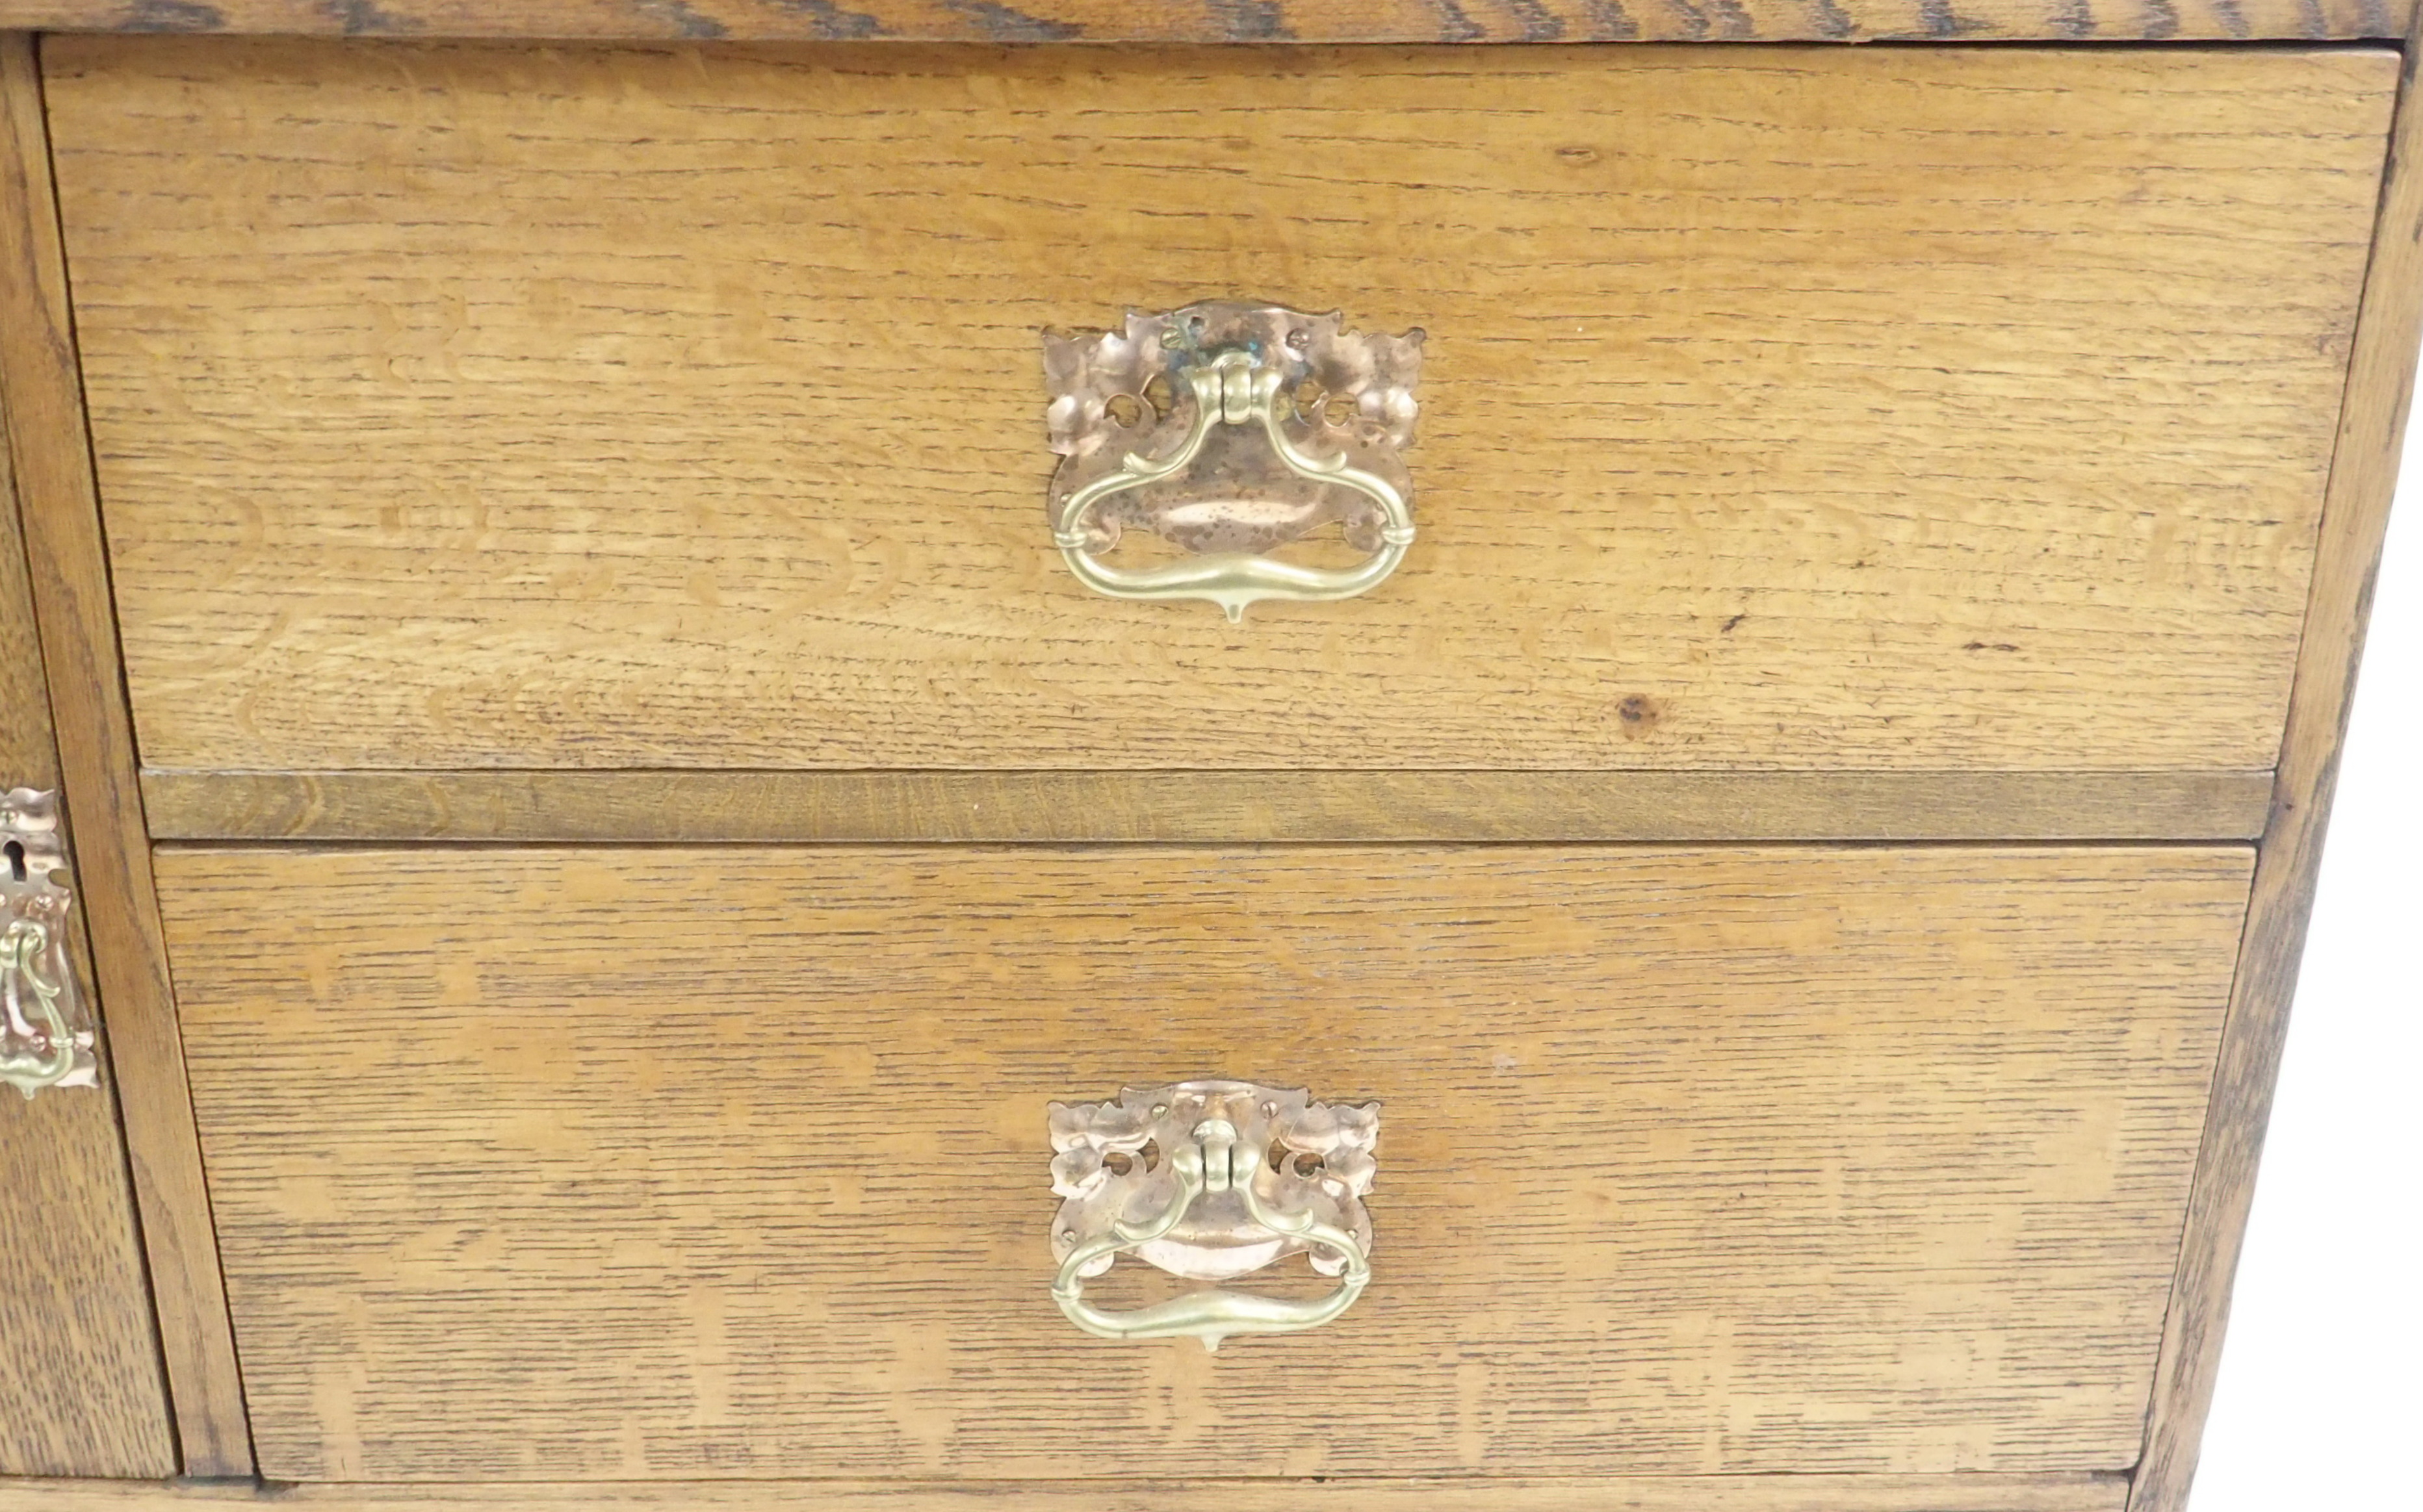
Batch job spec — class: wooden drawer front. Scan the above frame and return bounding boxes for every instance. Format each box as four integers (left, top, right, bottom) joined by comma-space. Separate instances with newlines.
53, 40, 2391, 775
157, 845, 2246, 1481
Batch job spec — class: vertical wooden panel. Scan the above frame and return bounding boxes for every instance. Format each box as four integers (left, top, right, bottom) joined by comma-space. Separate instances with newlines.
0, 31, 250, 1478
2127, 13, 2423, 1512
0, 250, 174, 1476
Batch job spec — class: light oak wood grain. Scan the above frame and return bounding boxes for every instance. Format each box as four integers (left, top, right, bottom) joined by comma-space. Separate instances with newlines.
0, 0, 2404, 43
0, 253, 175, 1480
0, 336, 47, 785
154, 844, 2249, 1482
0, 32, 251, 1479
2127, 10, 2423, 1512
136, 767, 2276, 843
0, 1074, 175, 1480
45, 41, 2395, 775
0, 1470, 2131, 1512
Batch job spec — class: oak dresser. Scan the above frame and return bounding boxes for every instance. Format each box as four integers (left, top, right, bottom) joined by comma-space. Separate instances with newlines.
0, 4, 2415, 1511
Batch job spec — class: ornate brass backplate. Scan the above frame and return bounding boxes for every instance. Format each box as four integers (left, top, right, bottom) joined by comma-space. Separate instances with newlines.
1044, 302, 1423, 621
1046, 1079, 1379, 1350
2, 789, 92, 1096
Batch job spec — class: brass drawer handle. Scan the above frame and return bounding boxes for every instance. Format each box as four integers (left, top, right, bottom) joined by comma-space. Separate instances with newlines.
1044, 302, 1422, 622
3, 789, 94, 1097
1047, 1079, 1379, 1350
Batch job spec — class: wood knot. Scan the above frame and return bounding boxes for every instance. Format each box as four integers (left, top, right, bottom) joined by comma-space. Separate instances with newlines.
1616, 693, 1664, 739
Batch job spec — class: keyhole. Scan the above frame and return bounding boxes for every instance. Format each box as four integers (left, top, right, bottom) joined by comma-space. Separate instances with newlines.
4, 841, 23, 883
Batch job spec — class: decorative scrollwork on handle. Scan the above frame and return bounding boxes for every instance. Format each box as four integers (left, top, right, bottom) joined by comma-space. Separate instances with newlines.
3, 789, 94, 1097
1044, 303, 1423, 622
1046, 1079, 1379, 1350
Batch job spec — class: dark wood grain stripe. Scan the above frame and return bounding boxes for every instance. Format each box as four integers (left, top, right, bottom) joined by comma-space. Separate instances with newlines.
140, 767, 2274, 843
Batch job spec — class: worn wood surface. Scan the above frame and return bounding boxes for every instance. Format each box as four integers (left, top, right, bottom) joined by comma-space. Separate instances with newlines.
0, 318, 48, 785
0, 1471, 2131, 1512
47, 40, 2393, 775
2127, 11, 2423, 1512
0, 0, 2406, 43
155, 845, 2249, 1481
0, 1070, 175, 1479
0, 268, 175, 1480
138, 767, 2276, 843
0, 32, 251, 1480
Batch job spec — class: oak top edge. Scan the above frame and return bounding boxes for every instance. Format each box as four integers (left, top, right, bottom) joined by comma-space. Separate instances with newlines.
0, 0, 2411, 45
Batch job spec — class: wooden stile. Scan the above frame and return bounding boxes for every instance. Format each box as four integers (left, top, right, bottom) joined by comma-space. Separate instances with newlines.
0, 31, 252, 1480
2125, 5, 2423, 1510
0, 240, 174, 1481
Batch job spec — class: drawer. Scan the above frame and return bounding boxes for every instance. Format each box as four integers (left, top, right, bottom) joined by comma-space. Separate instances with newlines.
153, 844, 2249, 1481
49, 40, 2394, 776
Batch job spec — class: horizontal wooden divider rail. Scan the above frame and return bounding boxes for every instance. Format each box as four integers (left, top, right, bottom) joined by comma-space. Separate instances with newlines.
138, 768, 2277, 845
